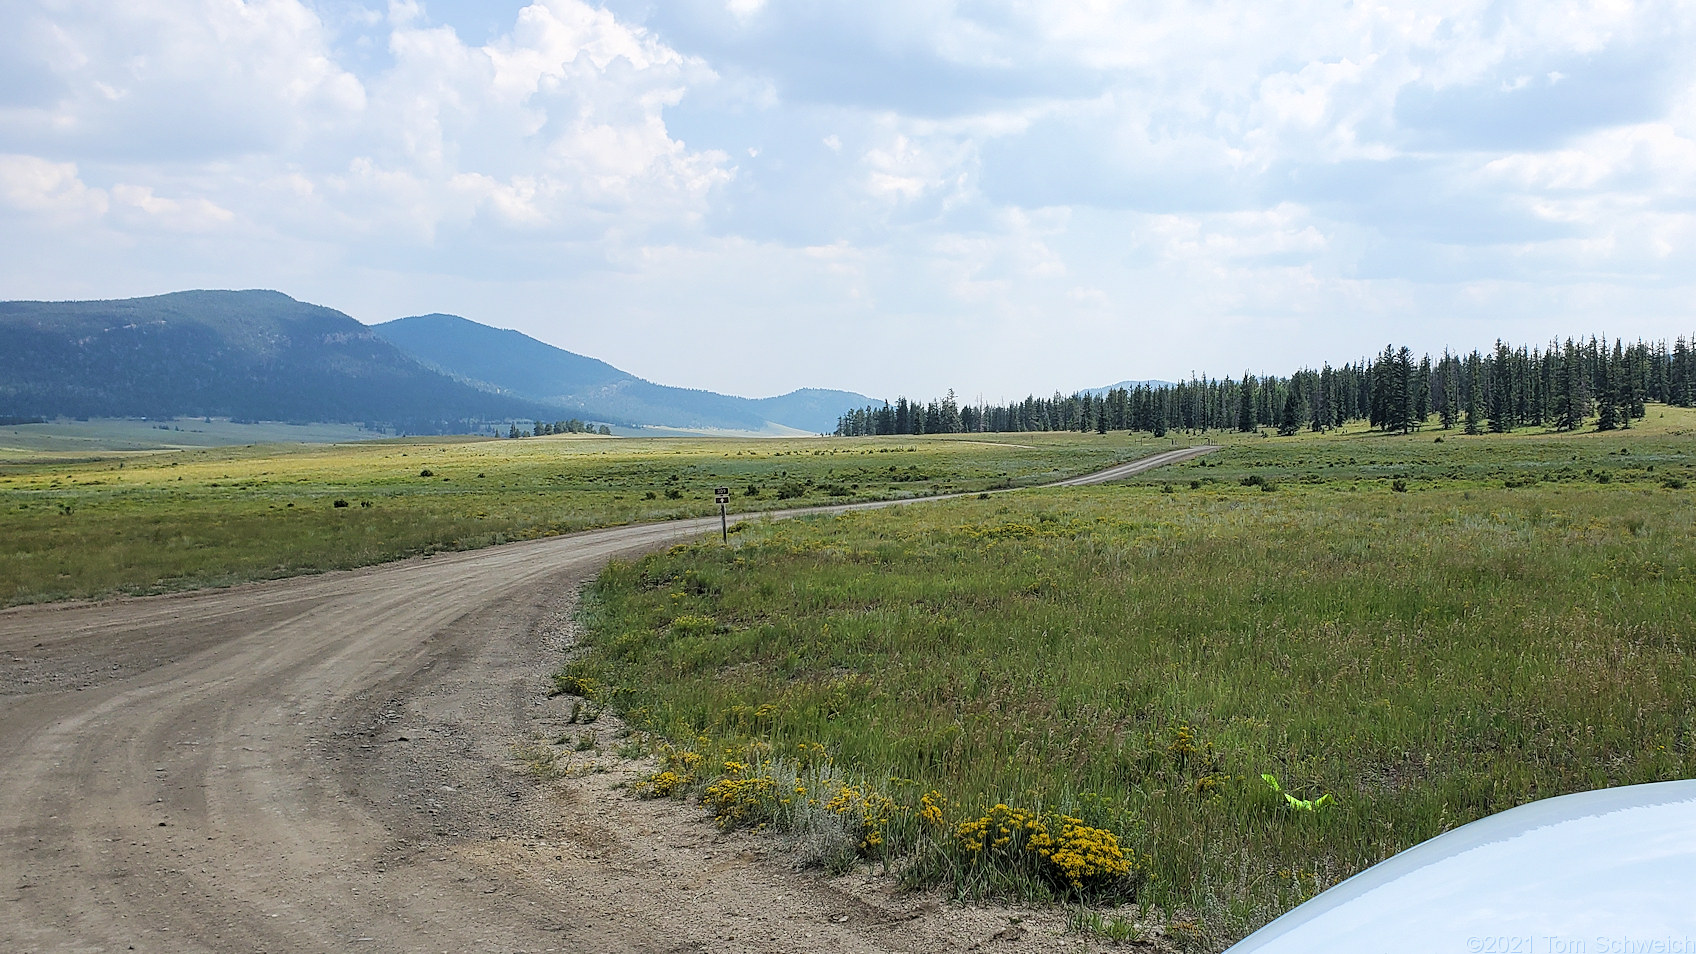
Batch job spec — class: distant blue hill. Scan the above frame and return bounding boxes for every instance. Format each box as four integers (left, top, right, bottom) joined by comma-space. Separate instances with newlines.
1082, 379, 1177, 397
372, 313, 872, 435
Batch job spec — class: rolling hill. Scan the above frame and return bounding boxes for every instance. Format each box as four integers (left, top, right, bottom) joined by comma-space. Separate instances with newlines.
0, 290, 551, 433
371, 313, 872, 434
1083, 379, 1177, 396
0, 290, 876, 436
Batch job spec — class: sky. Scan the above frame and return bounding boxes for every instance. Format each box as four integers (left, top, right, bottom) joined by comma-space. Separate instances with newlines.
2, 1, 1695, 401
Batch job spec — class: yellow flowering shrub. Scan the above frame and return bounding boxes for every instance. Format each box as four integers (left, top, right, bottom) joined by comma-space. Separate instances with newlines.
1047, 816, 1136, 890
919, 790, 948, 828
644, 738, 1148, 890
825, 784, 899, 853
1167, 724, 1199, 759
550, 673, 600, 698
668, 748, 705, 775
955, 803, 1142, 894
635, 769, 690, 797
633, 745, 705, 798
701, 760, 779, 829
719, 702, 781, 730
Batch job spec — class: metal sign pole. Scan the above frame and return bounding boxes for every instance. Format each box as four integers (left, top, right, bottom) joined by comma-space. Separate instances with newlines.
714, 487, 729, 543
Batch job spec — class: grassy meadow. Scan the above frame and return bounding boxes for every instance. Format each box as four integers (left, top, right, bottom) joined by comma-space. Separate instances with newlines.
0, 429, 1146, 606
0, 416, 387, 453
569, 407, 1696, 947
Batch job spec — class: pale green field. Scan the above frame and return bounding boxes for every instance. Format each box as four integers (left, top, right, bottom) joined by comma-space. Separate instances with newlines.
0, 430, 1148, 606
0, 417, 389, 455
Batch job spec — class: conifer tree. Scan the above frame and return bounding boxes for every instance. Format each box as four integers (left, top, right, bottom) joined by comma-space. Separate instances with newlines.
1278, 387, 1302, 436
1237, 374, 1257, 432
1394, 347, 1416, 433
1416, 355, 1432, 425
1314, 364, 1334, 431
1555, 338, 1590, 430
1465, 351, 1485, 435
940, 389, 962, 433
1674, 337, 1693, 407
1611, 345, 1627, 422
1595, 350, 1618, 431
1439, 350, 1459, 429
1617, 340, 1641, 424
1488, 340, 1512, 433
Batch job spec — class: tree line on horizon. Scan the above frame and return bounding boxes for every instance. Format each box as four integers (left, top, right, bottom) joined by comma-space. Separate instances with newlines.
835, 336, 1696, 438
507, 418, 613, 438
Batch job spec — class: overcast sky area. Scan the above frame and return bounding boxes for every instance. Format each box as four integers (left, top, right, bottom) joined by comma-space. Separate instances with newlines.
3, 1, 1695, 400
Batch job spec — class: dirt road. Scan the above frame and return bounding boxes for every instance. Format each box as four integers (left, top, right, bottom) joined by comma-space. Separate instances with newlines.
1, 451, 1210, 953
1051, 445, 1220, 486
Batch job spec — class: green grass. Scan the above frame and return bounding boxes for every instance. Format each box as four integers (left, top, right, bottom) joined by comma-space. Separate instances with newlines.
570, 407, 1696, 947
1129, 407, 1696, 493
0, 430, 1148, 606
0, 416, 388, 454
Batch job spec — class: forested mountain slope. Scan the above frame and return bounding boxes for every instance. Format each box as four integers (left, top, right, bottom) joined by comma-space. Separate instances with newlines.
0, 291, 548, 432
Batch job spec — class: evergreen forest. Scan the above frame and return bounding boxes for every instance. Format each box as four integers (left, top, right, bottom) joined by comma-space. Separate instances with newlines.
836, 336, 1696, 438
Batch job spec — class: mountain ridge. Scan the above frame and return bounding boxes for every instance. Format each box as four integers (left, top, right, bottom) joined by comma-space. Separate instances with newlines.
1082, 379, 1178, 396
371, 313, 872, 434
0, 290, 548, 432
0, 290, 876, 436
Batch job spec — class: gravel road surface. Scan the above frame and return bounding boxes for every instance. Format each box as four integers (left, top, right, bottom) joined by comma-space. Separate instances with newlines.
1051, 445, 1220, 486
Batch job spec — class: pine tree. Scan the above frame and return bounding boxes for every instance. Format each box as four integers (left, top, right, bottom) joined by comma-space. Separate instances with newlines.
1651, 340, 1670, 404
1237, 374, 1257, 432
1368, 346, 1390, 429
1415, 355, 1432, 425
1464, 351, 1484, 435
1278, 387, 1302, 436
1488, 340, 1512, 433
1674, 337, 1693, 407
1314, 364, 1334, 431
1619, 341, 1643, 424
1394, 347, 1416, 433
1439, 350, 1459, 429
1595, 351, 1618, 431
940, 389, 962, 433
1608, 340, 1632, 430
1555, 338, 1590, 430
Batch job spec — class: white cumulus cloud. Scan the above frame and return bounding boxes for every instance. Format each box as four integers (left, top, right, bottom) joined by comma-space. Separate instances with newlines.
0, 155, 108, 220
2, 0, 1695, 398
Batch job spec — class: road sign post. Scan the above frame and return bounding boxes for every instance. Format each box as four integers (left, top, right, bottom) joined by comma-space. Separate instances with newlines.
714, 487, 730, 543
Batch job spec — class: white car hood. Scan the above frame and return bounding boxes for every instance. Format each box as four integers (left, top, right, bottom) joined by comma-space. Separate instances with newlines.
1227, 780, 1696, 954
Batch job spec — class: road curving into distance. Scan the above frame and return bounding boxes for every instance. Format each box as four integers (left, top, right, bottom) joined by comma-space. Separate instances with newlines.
0, 445, 1216, 954
1050, 444, 1218, 486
